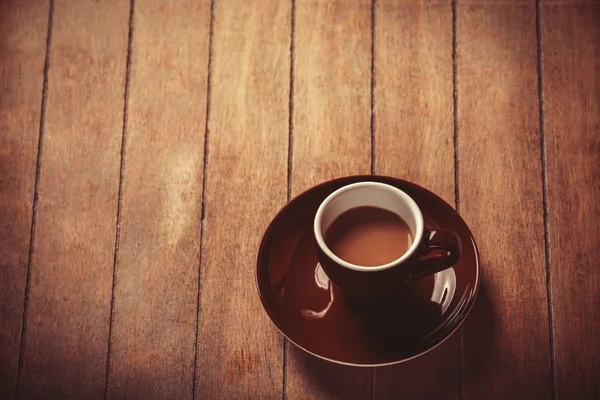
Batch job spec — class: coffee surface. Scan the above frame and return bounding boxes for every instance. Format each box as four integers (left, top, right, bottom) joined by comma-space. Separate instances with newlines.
324, 206, 413, 267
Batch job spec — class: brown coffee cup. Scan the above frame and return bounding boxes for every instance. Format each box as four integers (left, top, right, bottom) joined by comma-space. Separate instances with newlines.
314, 182, 461, 307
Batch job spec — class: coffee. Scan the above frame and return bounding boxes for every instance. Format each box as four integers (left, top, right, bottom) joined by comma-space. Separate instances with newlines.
324, 206, 413, 267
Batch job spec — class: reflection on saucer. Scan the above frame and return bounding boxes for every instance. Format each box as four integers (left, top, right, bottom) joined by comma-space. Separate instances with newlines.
314, 262, 330, 290
430, 268, 456, 314
301, 263, 334, 320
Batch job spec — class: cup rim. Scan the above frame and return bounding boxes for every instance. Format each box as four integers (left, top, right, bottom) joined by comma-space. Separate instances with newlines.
313, 181, 424, 272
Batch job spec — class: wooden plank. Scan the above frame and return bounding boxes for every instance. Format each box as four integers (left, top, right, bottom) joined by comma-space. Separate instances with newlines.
16, 0, 130, 398
373, 1, 458, 398
194, 0, 290, 398
291, 0, 372, 194
287, 0, 372, 398
541, 2, 600, 398
374, 0, 454, 199
457, 1, 552, 399
0, 0, 49, 397
105, 1, 211, 399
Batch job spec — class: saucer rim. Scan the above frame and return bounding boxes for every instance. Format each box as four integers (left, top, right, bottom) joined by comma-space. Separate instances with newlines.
255, 175, 481, 367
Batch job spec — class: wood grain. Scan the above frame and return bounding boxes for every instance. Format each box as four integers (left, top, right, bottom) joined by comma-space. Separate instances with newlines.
194, 0, 290, 398
16, 0, 129, 398
291, 0, 372, 194
0, 0, 48, 397
373, 1, 458, 398
541, 2, 600, 398
105, 1, 211, 399
288, 0, 371, 398
457, 1, 552, 399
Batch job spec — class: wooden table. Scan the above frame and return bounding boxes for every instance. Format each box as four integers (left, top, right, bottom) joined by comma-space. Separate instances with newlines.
1, 0, 599, 399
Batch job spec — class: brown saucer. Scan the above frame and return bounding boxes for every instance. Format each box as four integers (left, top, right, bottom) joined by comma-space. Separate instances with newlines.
256, 176, 480, 366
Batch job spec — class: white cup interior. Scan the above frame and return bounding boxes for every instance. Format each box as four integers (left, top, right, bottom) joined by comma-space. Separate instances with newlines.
314, 182, 424, 271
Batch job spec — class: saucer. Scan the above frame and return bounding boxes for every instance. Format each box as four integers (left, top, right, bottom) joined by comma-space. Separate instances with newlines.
256, 176, 480, 366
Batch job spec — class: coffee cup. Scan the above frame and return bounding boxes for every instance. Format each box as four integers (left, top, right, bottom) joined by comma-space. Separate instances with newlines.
314, 182, 461, 306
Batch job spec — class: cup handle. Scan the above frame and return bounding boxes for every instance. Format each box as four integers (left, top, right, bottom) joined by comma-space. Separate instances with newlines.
408, 229, 462, 281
